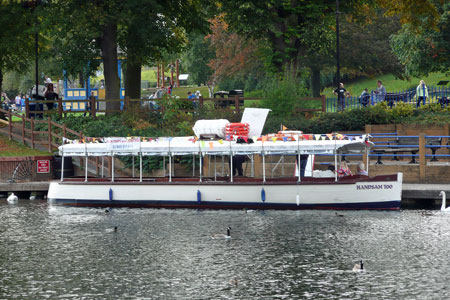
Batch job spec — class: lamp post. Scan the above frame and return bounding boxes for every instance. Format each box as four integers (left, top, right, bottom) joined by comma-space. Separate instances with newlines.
23, 1, 41, 100
335, 0, 340, 89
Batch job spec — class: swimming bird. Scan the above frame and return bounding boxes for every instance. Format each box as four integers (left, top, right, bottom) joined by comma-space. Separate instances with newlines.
229, 278, 238, 286
335, 212, 344, 217
352, 260, 364, 272
106, 226, 118, 233
29, 195, 36, 201
244, 208, 255, 213
440, 191, 450, 212
7, 193, 18, 204
211, 227, 231, 239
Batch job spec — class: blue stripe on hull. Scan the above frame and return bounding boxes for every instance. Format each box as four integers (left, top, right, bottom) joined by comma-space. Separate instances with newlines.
49, 199, 401, 210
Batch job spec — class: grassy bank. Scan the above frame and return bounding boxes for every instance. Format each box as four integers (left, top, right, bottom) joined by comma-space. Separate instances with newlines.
323, 72, 449, 97
0, 134, 50, 156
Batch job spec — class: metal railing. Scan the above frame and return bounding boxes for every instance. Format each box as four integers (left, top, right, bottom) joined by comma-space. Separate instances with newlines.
326, 86, 450, 112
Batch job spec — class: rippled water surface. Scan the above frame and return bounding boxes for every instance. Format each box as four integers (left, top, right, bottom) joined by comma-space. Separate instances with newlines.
1, 200, 450, 299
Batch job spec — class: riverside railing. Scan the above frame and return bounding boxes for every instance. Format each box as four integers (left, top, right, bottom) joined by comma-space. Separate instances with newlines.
17, 95, 327, 118
326, 86, 450, 112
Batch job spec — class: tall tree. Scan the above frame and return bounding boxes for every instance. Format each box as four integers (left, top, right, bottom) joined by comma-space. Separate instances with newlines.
0, 2, 35, 92
390, 1, 449, 76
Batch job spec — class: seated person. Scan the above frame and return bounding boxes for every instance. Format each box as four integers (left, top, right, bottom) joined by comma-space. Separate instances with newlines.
337, 161, 352, 177
356, 162, 368, 176
359, 88, 370, 107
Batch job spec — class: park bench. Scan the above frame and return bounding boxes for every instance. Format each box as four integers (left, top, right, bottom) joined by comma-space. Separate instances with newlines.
372, 137, 442, 164
429, 91, 450, 107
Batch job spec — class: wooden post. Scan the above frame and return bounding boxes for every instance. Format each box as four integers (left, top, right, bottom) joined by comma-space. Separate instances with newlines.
21, 114, 25, 145
25, 97, 30, 118
8, 111, 12, 140
396, 124, 404, 136
176, 59, 180, 87
30, 117, 35, 149
125, 96, 130, 110
199, 96, 204, 109
48, 117, 52, 152
321, 95, 326, 112
234, 95, 240, 113
58, 97, 62, 117
91, 95, 96, 118
161, 63, 165, 88
157, 63, 160, 88
444, 123, 450, 160
419, 133, 426, 180
170, 62, 174, 86
63, 123, 67, 138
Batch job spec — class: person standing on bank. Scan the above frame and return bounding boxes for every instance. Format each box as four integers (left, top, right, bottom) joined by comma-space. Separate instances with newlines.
374, 80, 386, 103
44, 83, 58, 110
334, 83, 350, 111
416, 80, 428, 108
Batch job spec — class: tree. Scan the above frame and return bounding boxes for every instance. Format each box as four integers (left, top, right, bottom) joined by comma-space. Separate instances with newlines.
390, 2, 450, 76
119, 0, 210, 100
183, 32, 215, 88
0, 2, 35, 93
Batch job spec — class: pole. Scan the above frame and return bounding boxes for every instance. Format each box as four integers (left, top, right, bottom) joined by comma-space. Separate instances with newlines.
35, 23, 39, 100
335, 0, 340, 91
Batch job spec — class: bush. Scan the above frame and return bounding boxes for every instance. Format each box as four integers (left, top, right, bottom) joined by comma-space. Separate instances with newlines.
260, 74, 309, 116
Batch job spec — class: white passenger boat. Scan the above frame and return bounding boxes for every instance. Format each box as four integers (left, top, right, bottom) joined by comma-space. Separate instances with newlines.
47, 134, 403, 210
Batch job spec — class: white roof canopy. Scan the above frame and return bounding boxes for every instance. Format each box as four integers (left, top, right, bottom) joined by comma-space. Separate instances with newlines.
59, 135, 372, 157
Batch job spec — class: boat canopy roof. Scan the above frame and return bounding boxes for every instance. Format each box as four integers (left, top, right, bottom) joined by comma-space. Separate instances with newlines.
59, 135, 372, 157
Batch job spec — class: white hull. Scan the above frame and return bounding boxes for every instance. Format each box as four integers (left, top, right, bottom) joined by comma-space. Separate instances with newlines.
48, 173, 403, 210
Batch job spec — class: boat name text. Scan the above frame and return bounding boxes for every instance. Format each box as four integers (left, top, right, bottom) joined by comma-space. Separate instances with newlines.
356, 184, 393, 190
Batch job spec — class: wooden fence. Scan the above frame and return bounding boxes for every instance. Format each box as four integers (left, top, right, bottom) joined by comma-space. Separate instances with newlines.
0, 107, 83, 152
21, 95, 326, 118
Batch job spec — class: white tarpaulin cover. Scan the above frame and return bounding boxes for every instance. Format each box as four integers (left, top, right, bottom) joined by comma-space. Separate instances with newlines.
192, 119, 230, 138
241, 108, 270, 138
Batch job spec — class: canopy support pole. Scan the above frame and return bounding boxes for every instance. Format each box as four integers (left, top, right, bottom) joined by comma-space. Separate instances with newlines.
230, 153, 233, 183
132, 156, 135, 178
169, 154, 172, 182
251, 154, 254, 177
111, 155, 115, 182
60, 152, 64, 182
192, 154, 195, 177
101, 157, 104, 178
214, 155, 217, 181
84, 155, 88, 182
262, 153, 266, 183
366, 145, 369, 176
139, 153, 143, 182
199, 152, 202, 182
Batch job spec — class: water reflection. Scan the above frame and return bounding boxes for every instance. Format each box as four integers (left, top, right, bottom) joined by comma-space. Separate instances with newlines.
1, 200, 450, 299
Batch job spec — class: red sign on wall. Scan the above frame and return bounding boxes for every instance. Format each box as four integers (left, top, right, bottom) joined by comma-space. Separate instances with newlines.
37, 160, 50, 173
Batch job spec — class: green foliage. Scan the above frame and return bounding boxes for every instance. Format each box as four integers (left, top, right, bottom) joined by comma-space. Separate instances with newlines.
183, 33, 215, 85
390, 2, 450, 77
260, 74, 308, 116
390, 101, 414, 121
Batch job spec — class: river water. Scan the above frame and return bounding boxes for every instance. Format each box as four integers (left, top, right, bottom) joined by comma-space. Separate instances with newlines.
1, 200, 450, 299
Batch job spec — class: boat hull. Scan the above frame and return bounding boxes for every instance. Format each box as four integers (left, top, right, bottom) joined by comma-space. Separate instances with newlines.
47, 173, 402, 210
